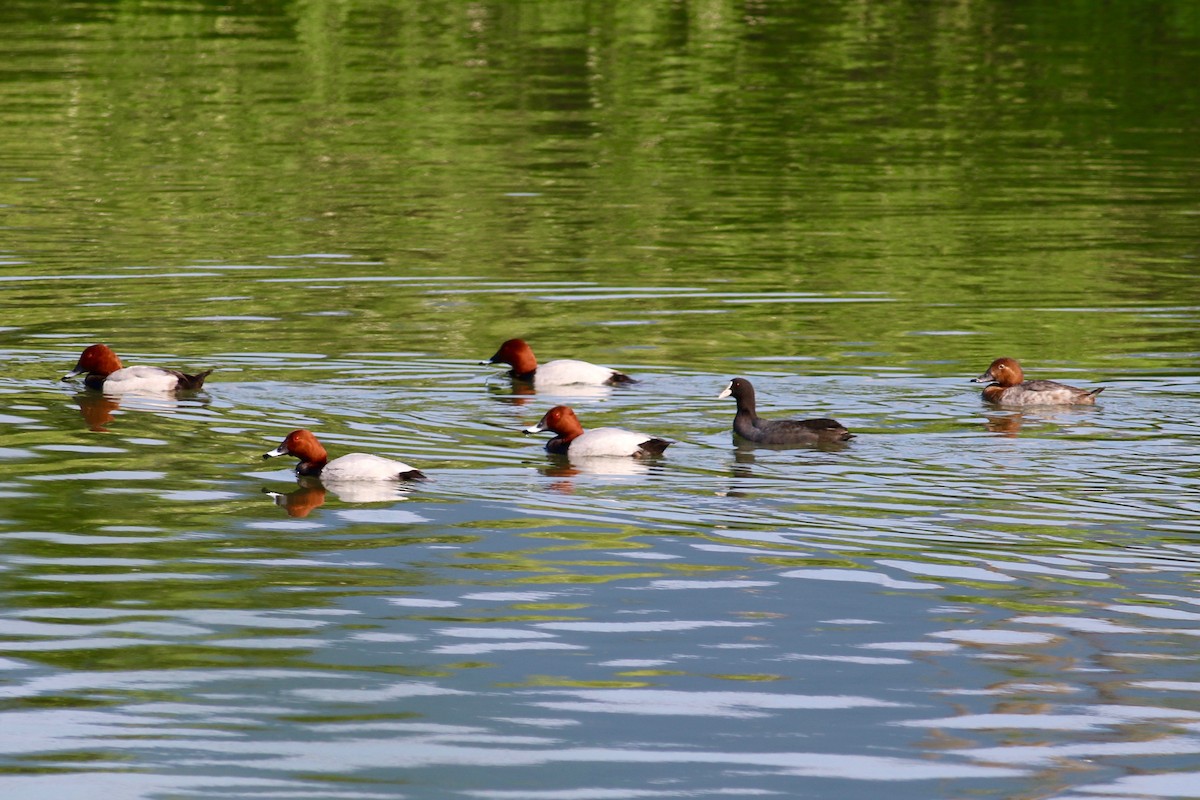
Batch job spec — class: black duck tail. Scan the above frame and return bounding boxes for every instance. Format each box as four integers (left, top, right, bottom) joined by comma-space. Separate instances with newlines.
638, 438, 672, 456
606, 371, 637, 385
177, 369, 213, 391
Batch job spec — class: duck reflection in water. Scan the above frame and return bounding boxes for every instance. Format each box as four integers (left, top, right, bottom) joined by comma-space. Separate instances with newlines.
72, 391, 195, 432
983, 412, 1024, 437
263, 478, 417, 517
487, 379, 616, 407
74, 393, 122, 431
713, 449, 758, 498
732, 447, 757, 476
537, 455, 653, 495
264, 482, 327, 518
540, 457, 652, 478
982, 405, 1099, 437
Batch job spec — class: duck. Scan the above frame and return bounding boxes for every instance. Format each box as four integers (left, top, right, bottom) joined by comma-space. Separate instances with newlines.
523, 405, 671, 458
63, 344, 212, 393
971, 358, 1104, 406
486, 338, 635, 387
263, 429, 426, 481
718, 377, 853, 445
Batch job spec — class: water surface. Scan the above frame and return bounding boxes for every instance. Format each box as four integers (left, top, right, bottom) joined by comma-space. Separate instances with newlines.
2, 1, 1200, 798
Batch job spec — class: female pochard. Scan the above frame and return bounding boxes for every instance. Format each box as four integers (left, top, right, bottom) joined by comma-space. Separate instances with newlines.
523, 405, 671, 458
487, 338, 635, 387
63, 344, 212, 393
971, 358, 1104, 406
719, 378, 853, 445
263, 429, 426, 481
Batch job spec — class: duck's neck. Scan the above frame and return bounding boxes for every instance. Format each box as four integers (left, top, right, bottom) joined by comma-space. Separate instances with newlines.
733, 409, 762, 439
734, 393, 760, 426
296, 459, 328, 477
981, 385, 1007, 403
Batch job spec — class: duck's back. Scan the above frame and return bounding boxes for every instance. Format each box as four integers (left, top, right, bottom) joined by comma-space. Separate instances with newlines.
992, 380, 1103, 406
535, 359, 628, 387
569, 427, 669, 457
323, 453, 423, 481
736, 416, 851, 445
98, 365, 187, 393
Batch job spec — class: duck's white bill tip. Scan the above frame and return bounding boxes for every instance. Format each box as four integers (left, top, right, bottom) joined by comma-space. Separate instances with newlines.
262, 445, 288, 459
523, 424, 545, 434
717, 387, 732, 399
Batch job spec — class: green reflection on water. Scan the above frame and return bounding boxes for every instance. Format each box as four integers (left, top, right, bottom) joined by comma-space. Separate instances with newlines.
1, 0, 1197, 372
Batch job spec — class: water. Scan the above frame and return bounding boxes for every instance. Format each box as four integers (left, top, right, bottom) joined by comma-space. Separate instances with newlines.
3, 1, 1200, 798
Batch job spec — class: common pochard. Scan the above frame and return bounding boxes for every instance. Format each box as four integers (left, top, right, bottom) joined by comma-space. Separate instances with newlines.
971, 358, 1104, 406
263, 429, 426, 481
486, 338, 635, 387
63, 344, 212, 393
719, 378, 853, 445
523, 405, 671, 458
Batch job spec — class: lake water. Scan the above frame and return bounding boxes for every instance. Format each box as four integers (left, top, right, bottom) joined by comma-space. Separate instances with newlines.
3, 2, 1200, 798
